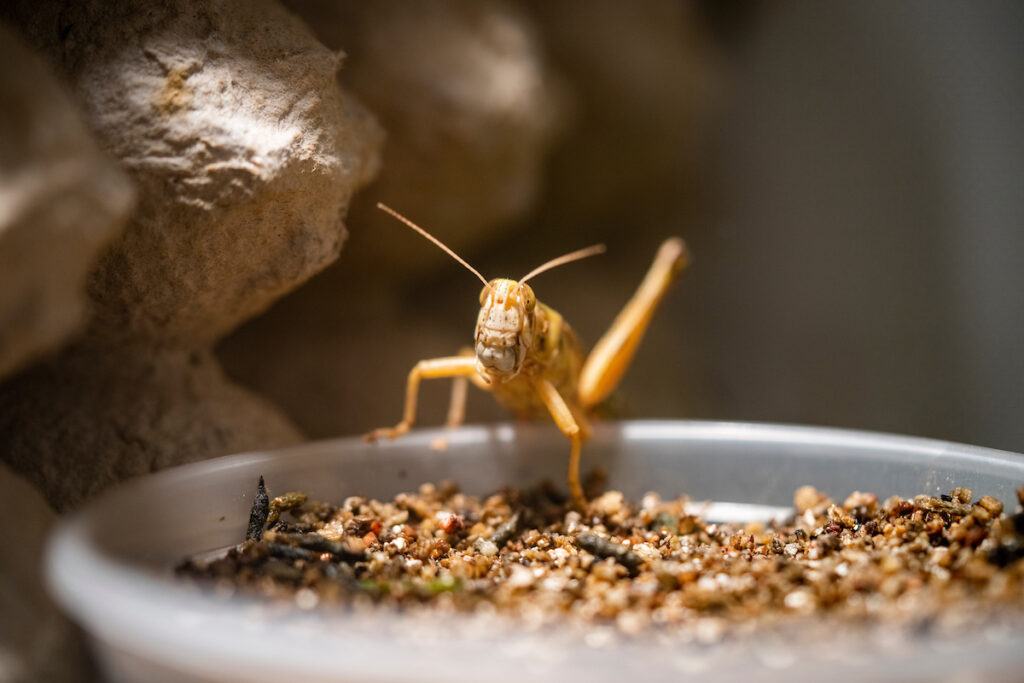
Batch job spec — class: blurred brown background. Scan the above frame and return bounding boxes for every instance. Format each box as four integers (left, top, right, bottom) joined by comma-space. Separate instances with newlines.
219, 0, 1024, 453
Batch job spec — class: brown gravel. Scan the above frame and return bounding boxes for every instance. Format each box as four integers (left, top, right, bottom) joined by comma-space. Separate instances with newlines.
177, 480, 1024, 641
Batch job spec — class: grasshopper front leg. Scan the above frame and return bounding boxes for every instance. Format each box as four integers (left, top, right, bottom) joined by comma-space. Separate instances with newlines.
534, 377, 586, 509
365, 356, 479, 442
444, 346, 491, 430
431, 347, 492, 450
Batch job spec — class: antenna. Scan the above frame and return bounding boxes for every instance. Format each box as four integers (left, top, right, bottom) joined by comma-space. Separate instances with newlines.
376, 203, 489, 286
519, 244, 606, 285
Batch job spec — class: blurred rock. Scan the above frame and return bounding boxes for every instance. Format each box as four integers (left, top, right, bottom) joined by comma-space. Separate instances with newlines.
0, 465, 89, 682
0, 348, 302, 511
0, 24, 132, 378
0, 0, 381, 508
0, 24, 129, 683
286, 0, 561, 279
0, 25, 113, 683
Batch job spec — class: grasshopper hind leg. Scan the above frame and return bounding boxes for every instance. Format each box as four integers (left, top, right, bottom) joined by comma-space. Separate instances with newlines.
577, 238, 690, 409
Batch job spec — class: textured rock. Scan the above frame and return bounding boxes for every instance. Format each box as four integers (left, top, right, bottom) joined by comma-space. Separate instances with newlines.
286, 0, 560, 278
7, 0, 382, 346
0, 23, 133, 377
0, 0, 381, 508
0, 465, 89, 682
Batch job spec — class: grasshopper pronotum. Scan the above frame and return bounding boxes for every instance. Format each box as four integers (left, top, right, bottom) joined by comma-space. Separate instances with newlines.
366, 203, 690, 507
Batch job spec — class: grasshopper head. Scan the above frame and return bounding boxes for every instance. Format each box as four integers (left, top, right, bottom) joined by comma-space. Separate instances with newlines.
373, 202, 602, 385
475, 279, 536, 383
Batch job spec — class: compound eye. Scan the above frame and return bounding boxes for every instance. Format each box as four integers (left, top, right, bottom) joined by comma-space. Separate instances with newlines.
520, 286, 536, 311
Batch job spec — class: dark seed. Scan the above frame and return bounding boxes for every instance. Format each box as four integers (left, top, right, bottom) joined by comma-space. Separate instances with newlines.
270, 532, 366, 563
270, 520, 301, 533
895, 501, 915, 517
490, 512, 521, 548
265, 542, 319, 563
345, 515, 377, 536
988, 539, 1024, 568
1011, 512, 1024, 535
245, 476, 270, 542
576, 533, 642, 576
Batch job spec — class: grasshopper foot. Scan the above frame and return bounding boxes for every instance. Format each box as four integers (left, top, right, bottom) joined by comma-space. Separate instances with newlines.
363, 423, 411, 443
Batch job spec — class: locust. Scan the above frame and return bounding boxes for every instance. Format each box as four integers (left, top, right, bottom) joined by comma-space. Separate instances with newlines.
365, 203, 690, 507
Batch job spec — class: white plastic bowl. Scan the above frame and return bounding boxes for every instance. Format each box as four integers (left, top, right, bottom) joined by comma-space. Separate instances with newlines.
47, 420, 1024, 682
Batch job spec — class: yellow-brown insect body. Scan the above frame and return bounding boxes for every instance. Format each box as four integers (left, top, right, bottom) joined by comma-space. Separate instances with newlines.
475, 278, 583, 417
367, 202, 690, 509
